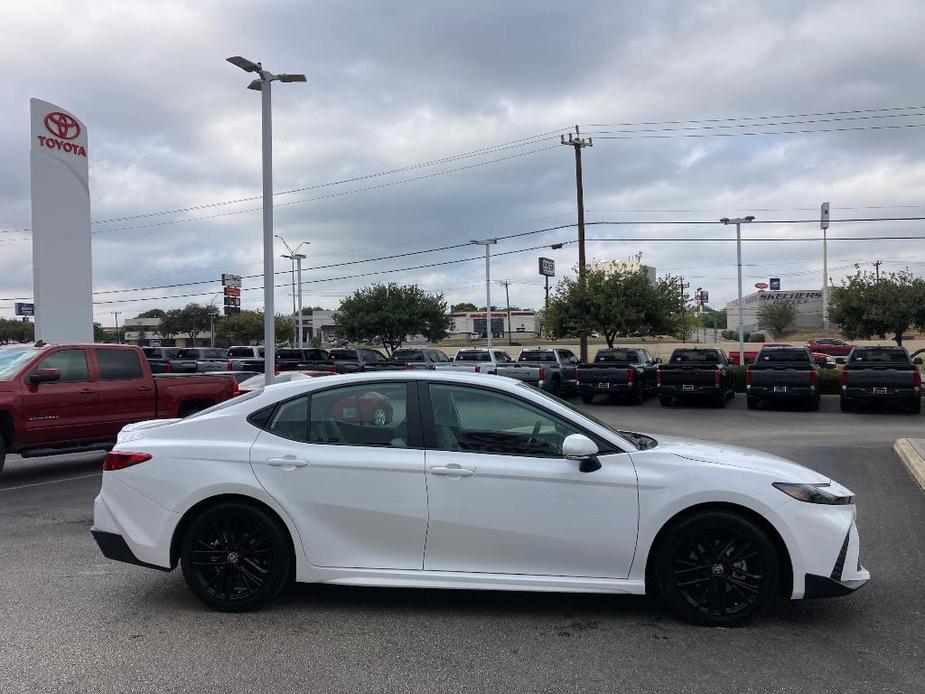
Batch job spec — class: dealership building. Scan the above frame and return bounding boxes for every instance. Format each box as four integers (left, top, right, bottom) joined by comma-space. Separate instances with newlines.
726, 289, 824, 334
450, 311, 541, 339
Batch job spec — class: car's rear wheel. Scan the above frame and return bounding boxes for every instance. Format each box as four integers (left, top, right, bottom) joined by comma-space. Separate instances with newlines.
839, 397, 852, 412
909, 398, 921, 415
746, 396, 759, 410
655, 510, 779, 627
808, 397, 821, 412
659, 395, 672, 407
180, 502, 291, 612
580, 393, 594, 404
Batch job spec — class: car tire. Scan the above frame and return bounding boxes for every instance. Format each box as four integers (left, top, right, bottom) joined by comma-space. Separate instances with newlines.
713, 393, 727, 408
808, 397, 821, 412
631, 386, 645, 405
550, 377, 561, 395
909, 398, 922, 415
654, 510, 780, 627
746, 396, 759, 410
659, 395, 672, 407
180, 501, 291, 612
840, 397, 852, 413
580, 393, 594, 404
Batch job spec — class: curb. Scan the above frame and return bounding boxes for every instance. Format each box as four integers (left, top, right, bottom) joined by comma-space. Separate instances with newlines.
893, 439, 925, 491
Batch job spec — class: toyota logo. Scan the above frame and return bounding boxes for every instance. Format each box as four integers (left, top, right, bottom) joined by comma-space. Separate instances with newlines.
44, 112, 81, 140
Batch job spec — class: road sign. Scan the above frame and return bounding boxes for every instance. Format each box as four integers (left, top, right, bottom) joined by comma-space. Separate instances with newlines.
754, 282, 769, 290
769, 277, 781, 290
14, 302, 34, 316
538, 257, 555, 277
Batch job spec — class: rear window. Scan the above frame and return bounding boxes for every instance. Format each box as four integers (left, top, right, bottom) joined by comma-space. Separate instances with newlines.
851, 349, 909, 363
330, 349, 358, 360
595, 350, 636, 363
228, 347, 260, 358
519, 351, 556, 362
456, 351, 490, 362
176, 349, 203, 359
757, 349, 810, 362
276, 349, 302, 359
671, 350, 721, 363
96, 349, 143, 380
392, 350, 424, 363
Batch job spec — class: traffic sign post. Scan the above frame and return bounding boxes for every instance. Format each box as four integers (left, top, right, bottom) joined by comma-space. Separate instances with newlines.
222, 274, 242, 315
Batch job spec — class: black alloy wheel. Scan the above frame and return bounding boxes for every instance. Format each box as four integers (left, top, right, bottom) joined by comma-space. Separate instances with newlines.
181, 502, 291, 612
655, 511, 779, 626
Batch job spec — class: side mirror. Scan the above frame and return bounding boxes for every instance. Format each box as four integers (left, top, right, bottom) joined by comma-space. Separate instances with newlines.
28, 367, 61, 385
562, 434, 602, 473
914, 357, 923, 365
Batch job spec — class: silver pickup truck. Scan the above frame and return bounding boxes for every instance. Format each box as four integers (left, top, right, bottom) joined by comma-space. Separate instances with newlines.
434, 348, 515, 374
494, 348, 579, 394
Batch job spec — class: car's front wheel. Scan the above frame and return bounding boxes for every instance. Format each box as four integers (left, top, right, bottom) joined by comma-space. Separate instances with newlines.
180, 501, 291, 612
655, 510, 780, 626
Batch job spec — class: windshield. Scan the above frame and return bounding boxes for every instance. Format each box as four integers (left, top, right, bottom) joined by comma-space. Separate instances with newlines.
0, 347, 40, 381
514, 381, 648, 450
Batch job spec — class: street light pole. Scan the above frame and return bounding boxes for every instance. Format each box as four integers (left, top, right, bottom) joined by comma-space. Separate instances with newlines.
471, 239, 497, 348
227, 56, 307, 386
277, 235, 310, 349
821, 202, 830, 330
295, 253, 305, 348
721, 215, 755, 367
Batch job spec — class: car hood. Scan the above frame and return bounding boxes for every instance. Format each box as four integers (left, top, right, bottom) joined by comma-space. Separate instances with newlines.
646, 434, 830, 483
117, 418, 181, 444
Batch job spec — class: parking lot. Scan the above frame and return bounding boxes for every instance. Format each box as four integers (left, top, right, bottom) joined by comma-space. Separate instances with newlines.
1, 394, 922, 694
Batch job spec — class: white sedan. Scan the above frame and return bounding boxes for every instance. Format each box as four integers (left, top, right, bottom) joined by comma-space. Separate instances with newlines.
91, 371, 868, 626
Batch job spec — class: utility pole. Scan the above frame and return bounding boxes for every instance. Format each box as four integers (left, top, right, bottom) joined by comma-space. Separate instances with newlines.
721, 216, 756, 367
874, 260, 882, 282
471, 239, 498, 348
821, 202, 830, 330
677, 276, 689, 343
112, 311, 121, 344
498, 280, 513, 346
561, 126, 592, 362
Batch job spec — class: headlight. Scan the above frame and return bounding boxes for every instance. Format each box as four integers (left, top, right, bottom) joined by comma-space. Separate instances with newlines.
772, 482, 854, 505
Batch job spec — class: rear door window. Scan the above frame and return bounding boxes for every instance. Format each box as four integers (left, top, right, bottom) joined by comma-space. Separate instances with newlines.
96, 349, 143, 380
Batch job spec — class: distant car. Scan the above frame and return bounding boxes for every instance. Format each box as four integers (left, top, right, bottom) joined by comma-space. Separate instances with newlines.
92, 370, 869, 625
805, 338, 854, 358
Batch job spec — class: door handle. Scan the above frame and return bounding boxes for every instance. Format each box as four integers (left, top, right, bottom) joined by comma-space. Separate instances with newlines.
78, 388, 94, 394
266, 457, 310, 468
429, 465, 475, 478
136, 385, 152, 392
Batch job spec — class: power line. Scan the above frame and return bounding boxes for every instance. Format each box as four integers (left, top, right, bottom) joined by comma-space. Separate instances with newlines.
592, 122, 925, 140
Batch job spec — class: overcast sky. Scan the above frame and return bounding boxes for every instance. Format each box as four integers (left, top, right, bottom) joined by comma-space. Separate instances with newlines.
3, 0, 925, 325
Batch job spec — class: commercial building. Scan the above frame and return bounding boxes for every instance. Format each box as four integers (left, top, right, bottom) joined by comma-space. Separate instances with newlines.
727, 289, 824, 334
450, 311, 540, 339
590, 256, 657, 284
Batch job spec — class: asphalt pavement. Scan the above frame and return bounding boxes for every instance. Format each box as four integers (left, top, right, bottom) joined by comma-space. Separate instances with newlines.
1, 395, 922, 693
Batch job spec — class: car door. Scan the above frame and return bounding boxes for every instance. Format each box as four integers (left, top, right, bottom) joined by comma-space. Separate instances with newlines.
92, 348, 157, 437
558, 350, 579, 387
20, 347, 99, 445
420, 382, 639, 578
250, 380, 428, 570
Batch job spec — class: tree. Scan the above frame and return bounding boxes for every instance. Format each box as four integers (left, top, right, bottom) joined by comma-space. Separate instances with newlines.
136, 309, 165, 319
275, 314, 295, 344
334, 283, 454, 355
829, 269, 925, 346
178, 303, 212, 346
545, 267, 680, 348
0, 318, 35, 344
698, 308, 727, 330
452, 302, 477, 312
216, 310, 264, 346
156, 309, 183, 342
756, 299, 798, 335
93, 322, 107, 342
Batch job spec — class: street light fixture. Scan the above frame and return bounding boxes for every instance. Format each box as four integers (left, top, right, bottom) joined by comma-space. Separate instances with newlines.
471, 239, 498, 348
277, 235, 310, 349
720, 215, 755, 367
227, 56, 307, 386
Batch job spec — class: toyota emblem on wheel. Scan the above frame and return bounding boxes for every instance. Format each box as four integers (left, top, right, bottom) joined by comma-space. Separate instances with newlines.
44, 111, 81, 140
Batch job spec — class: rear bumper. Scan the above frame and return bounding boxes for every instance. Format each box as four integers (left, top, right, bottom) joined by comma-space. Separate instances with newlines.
91, 530, 170, 572
659, 384, 720, 395
842, 387, 919, 402
578, 382, 633, 393
748, 386, 816, 399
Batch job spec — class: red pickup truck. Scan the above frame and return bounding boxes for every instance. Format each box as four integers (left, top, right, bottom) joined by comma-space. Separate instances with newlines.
0, 343, 238, 475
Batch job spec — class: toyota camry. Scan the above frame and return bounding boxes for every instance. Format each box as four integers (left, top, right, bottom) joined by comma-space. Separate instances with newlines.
91, 371, 868, 626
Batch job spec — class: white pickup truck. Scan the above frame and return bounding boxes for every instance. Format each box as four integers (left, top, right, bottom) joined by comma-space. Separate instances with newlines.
434, 347, 515, 374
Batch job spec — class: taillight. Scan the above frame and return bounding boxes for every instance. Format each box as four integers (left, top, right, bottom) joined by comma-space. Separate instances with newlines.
841, 369, 848, 386
275, 367, 281, 375
166, 362, 173, 373
627, 368, 635, 383
474, 365, 481, 373
227, 360, 233, 371
714, 370, 721, 387
745, 369, 752, 385
103, 452, 152, 471
656, 369, 662, 386
575, 368, 582, 382
331, 363, 338, 374
809, 370, 818, 387
538, 367, 546, 381
914, 370, 921, 388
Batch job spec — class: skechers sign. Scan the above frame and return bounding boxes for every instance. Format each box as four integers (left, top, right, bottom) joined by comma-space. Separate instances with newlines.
36, 111, 87, 157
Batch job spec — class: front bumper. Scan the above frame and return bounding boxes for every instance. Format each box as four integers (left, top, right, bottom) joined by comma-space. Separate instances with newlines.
803, 524, 869, 598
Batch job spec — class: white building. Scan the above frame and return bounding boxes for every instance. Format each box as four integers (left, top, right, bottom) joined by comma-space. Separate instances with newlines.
727, 289, 824, 334
590, 256, 657, 284
450, 311, 540, 339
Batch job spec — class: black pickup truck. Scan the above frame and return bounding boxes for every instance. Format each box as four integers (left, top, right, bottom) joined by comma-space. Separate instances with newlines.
295, 347, 391, 374
657, 348, 735, 407
277, 347, 329, 372
576, 348, 659, 404
386, 348, 452, 369
746, 346, 820, 411
840, 346, 922, 413
141, 346, 179, 374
